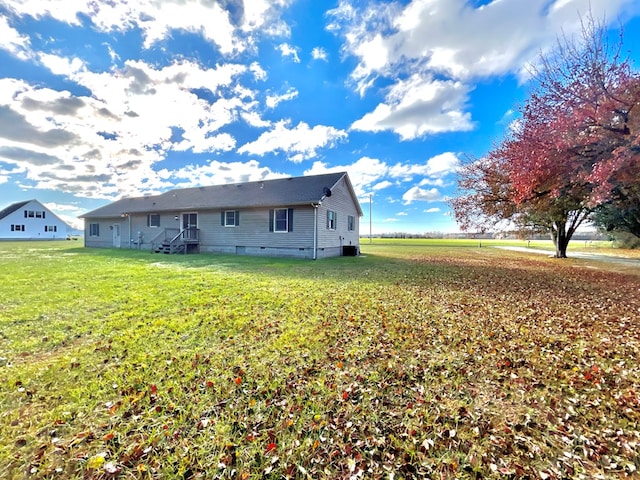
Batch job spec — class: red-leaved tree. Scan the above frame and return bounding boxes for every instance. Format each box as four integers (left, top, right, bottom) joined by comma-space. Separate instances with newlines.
452, 16, 640, 257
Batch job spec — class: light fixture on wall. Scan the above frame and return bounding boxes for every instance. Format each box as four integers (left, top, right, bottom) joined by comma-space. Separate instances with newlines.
174, 215, 179, 221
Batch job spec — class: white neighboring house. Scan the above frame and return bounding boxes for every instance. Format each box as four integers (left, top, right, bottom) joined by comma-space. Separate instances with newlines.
0, 199, 71, 240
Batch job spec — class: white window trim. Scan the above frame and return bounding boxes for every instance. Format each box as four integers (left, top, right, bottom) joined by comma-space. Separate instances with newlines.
147, 214, 160, 228
224, 210, 237, 227
327, 210, 337, 230
274, 208, 288, 233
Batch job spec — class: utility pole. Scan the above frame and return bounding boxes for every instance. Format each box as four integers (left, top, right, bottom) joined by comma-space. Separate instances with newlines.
369, 193, 372, 244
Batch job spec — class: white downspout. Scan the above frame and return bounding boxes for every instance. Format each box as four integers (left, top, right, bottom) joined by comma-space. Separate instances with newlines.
312, 203, 319, 260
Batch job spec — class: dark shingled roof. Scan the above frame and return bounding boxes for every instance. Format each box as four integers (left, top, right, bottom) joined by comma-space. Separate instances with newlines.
80, 172, 362, 218
0, 200, 31, 221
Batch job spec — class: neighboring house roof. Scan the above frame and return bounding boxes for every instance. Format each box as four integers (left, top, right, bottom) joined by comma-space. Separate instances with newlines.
0, 200, 31, 221
81, 172, 363, 218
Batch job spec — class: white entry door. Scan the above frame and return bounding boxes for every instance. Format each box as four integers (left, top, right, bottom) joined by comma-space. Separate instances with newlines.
112, 224, 121, 247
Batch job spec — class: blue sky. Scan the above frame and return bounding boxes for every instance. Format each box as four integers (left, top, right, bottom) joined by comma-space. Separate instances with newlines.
1, 0, 639, 233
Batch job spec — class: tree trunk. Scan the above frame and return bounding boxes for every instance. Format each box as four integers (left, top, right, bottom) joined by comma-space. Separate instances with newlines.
550, 220, 569, 258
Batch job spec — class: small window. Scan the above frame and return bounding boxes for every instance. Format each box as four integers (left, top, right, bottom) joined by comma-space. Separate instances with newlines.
147, 214, 160, 227
36, 211, 43, 218
348, 215, 355, 231
223, 210, 240, 227
44, 226, 57, 232
327, 210, 337, 230
11, 224, 25, 231
28, 210, 35, 218
89, 223, 100, 236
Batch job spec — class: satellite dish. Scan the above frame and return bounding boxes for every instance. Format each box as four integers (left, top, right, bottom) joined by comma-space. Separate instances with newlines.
323, 187, 332, 197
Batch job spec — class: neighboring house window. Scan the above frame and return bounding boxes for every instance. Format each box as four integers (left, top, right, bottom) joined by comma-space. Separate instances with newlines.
36, 211, 42, 218
147, 214, 160, 227
89, 223, 100, 236
25, 210, 35, 218
44, 226, 57, 232
327, 210, 337, 230
269, 208, 293, 232
222, 210, 240, 227
11, 224, 25, 231
348, 215, 355, 231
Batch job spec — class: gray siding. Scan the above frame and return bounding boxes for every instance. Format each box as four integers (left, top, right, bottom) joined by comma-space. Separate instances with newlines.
82, 176, 360, 258
199, 207, 316, 258
317, 176, 360, 253
83, 217, 123, 248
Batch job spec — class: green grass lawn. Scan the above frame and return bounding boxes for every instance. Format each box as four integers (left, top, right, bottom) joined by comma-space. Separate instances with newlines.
1, 241, 639, 479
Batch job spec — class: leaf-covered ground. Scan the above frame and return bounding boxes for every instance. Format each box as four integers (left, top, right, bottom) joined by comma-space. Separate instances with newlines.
0, 242, 638, 479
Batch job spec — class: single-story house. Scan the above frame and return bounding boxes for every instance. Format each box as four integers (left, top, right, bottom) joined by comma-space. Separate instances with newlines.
79, 172, 362, 259
0, 199, 71, 240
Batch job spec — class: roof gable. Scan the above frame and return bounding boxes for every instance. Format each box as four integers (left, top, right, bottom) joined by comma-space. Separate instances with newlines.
81, 172, 362, 218
0, 200, 33, 221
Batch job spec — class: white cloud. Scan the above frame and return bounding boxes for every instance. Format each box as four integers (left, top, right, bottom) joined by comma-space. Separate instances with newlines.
424, 207, 441, 213
333, 0, 638, 138
305, 156, 389, 197
277, 43, 301, 63
387, 152, 460, 182
0, 56, 257, 199
311, 47, 328, 61
38, 53, 86, 76
238, 120, 347, 162
241, 111, 272, 128
419, 178, 446, 188
249, 62, 268, 81
351, 74, 474, 139
2, 0, 85, 26
423, 152, 460, 177
372, 180, 392, 191
333, 0, 634, 85
4, 0, 290, 55
266, 88, 299, 108
0, 15, 31, 60
3, 0, 295, 55
402, 186, 441, 204
397, 211, 408, 216
157, 159, 287, 189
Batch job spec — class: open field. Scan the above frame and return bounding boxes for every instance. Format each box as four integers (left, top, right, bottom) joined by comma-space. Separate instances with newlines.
1, 240, 639, 479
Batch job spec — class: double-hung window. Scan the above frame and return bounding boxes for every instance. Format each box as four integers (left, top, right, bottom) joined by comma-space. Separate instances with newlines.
223, 210, 240, 227
348, 215, 355, 231
327, 210, 337, 230
147, 214, 160, 227
89, 223, 100, 236
274, 208, 288, 232
269, 208, 293, 232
